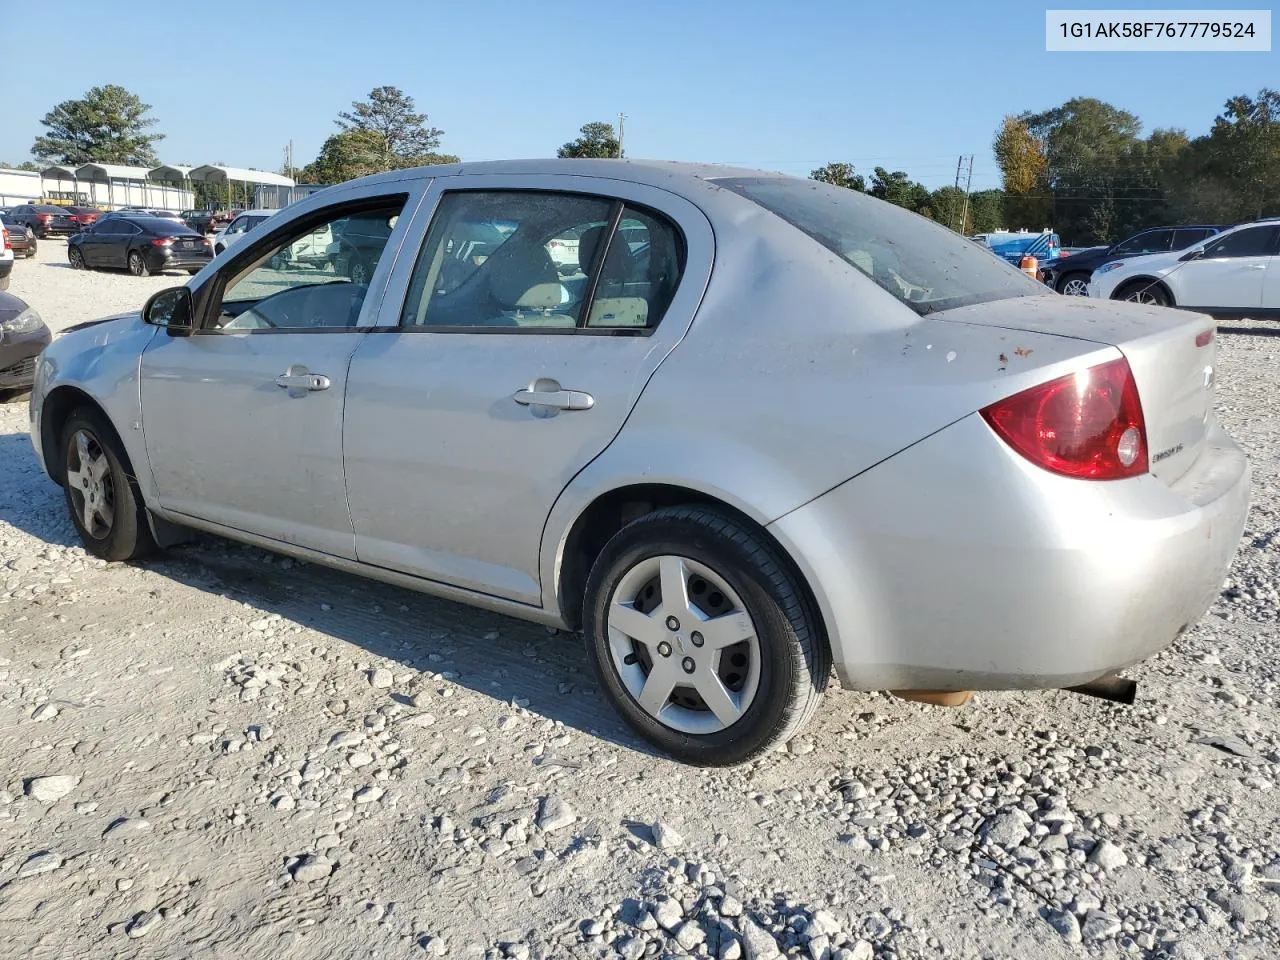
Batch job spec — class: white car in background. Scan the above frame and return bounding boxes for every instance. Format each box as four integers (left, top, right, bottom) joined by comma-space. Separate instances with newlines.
212, 209, 279, 255
1089, 219, 1280, 316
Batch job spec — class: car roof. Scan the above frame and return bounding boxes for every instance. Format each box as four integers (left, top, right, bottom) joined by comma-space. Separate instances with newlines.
333, 158, 789, 192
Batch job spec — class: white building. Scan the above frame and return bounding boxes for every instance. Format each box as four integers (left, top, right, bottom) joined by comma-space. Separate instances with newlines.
0, 168, 42, 205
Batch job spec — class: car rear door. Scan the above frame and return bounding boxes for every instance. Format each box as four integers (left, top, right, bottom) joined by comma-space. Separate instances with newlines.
139, 183, 424, 557
1175, 225, 1277, 310
341, 175, 713, 604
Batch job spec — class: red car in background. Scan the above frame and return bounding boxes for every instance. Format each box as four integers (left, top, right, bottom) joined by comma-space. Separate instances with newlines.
64, 206, 103, 230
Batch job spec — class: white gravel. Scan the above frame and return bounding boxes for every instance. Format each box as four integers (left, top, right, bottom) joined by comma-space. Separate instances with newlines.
0, 257, 1278, 959
6, 235, 184, 333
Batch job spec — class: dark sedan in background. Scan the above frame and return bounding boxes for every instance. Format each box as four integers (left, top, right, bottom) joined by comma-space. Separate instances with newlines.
1042, 224, 1222, 295
5, 204, 77, 239
64, 206, 103, 230
68, 216, 213, 276
0, 291, 52, 395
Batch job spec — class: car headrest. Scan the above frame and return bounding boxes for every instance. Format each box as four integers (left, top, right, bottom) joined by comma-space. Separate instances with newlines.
488, 241, 560, 309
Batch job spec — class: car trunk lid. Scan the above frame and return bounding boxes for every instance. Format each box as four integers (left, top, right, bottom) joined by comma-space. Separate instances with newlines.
936, 294, 1216, 484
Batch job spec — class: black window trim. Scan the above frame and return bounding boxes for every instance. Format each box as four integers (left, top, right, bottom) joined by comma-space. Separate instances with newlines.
389, 187, 686, 339
1201, 224, 1280, 260
191, 193, 410, 336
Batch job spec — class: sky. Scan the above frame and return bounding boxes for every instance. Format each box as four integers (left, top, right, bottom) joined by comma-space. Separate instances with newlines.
1, 0, 1273, 192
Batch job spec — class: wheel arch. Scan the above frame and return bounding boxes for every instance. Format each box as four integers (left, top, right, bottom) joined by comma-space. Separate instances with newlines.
551, 482, 830, 657
1112, 276, 1175, 305
40, 386, 132, 487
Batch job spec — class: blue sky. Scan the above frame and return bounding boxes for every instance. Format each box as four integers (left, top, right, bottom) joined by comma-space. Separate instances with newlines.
1, 0, 1273, 191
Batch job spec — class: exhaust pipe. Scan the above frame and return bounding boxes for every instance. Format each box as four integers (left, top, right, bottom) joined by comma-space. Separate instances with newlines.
1065, 674, 1137, 705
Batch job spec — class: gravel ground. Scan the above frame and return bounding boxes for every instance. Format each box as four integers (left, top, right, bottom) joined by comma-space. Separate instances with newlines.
0, 257, 1277, 959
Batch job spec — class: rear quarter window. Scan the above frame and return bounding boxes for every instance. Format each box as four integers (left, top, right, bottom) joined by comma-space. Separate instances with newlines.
716, 177, 1044, 315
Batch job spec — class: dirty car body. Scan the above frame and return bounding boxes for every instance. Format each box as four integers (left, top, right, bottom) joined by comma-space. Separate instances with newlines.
28, 160, 1250, 765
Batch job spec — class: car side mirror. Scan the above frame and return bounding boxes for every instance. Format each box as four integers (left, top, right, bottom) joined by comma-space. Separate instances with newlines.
1178, 248, 1204, 263
143, 286, 194, 336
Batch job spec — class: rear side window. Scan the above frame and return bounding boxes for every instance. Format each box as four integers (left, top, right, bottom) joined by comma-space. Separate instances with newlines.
1202, 225, 1277, 258
1172, 228, 1215, 249
717, 177, 1043, 315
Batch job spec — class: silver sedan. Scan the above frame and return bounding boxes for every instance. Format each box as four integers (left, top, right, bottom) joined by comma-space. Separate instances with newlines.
28, 160, 1250, 765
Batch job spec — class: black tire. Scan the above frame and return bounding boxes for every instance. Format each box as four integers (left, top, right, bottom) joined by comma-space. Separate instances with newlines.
1115, 280, 1170, 307
68, 246, 86, 270
0, 277, 7, 292
187, 269, 201, 275
128, 251, 150, 277
214, 243, 225, 255
60, 408, 156, 562
348, 253, 371, 285
1055, 271, 1090, 296
583, 506, 828, 766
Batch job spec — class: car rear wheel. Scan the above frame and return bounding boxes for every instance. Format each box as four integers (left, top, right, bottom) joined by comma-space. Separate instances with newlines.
583, 506, 828, 766
68, 247, 86, 270
348, 255, 371, 285
1117, 281, 1170, 307
60, 409, 156, 562
128, 252, 150, 277
1057, 272, 1090, 296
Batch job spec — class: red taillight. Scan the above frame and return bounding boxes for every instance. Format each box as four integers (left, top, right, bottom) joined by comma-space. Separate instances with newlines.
2, 228, 9, 251
980, 357, 1148, 480
1195, 328, 1214, 348
36, 214, 53, 223
151, 237, 175, 247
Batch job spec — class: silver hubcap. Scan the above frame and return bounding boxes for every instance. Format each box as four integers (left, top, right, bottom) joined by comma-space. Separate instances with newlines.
66, 430, 114, 539
1125, 288, 1160, 305
607, 555, 761, 734
130, 255, 143, 275
351, 261, 368, 284
1062, 278, 1089, 296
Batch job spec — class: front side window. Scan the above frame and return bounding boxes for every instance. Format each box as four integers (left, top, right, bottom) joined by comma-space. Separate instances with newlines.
717, 176, 1042, 314
205, 199, 406, 333
1202, 226, 1277, 259
1112, 230, 1172, 256
401, 190, 684, 331
1173, 228, 1215, 249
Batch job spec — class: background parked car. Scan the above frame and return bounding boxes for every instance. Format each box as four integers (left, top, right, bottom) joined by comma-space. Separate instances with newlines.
0, 229, 12, 291
147, 209, 184, 222
0, 290, 51, 395
1088, 219, 1280, 315
211, 209, 277, 254
64, 206, 103, 231
1, 217, 36, 258
1044, 224, 1222, 295
5, 203, 76, 238
68, 216, 213, 276
181, 209, 217, 233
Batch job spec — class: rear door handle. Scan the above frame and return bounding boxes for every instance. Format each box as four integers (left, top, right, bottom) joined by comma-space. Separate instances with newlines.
275, 364, 331, 397
513, 379, 594, 411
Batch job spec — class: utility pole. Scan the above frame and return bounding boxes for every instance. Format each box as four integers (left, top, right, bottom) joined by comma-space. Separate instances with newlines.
617, 113, 626, 159
951, 156, 965, 230
958, 155, 975, 234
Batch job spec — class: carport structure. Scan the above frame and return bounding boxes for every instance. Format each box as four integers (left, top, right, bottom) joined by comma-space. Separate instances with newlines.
72, 163, 157, 209
187, 165, 295, 209
38, 164, 89, 205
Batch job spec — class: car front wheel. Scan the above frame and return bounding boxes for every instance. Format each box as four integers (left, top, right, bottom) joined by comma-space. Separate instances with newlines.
584, 506, 828, 766
68, 247, 86, 270
60, 409, 156, 562
1117, 281, 1171, 307
1057, 272, 1090, 296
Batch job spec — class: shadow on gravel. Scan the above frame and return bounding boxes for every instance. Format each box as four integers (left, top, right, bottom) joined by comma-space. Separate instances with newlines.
0, 425, 656, 756
1219, 323, 1280, 338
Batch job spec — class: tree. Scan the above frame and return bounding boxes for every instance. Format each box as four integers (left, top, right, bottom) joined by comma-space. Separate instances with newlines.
337, 86, 447, 170
1203, 89, 1280, 219
927, 186, 969, 229
992, 116, 1051, 232
1, 160, 40, 172
809, 162, 865, 191
966, 189, 1006, 233
31, 85, 164, 166
869, 167, 929, 212
557, 122, 621, 159
300, 130, 391, 185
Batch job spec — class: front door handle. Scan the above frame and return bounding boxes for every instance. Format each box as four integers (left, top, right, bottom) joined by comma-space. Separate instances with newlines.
1248, 264, 1267, 270
513, 378, 594, 412
275, 364, 331, 397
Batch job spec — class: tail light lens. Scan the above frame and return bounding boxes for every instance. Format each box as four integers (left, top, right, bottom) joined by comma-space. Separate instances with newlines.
980, 357, 1148, 480
2, 228, 10, 251
36, 214, 53, 223
151, 237, 175, 247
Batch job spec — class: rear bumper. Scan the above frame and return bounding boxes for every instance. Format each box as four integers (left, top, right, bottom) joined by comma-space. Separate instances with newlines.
769, 414, 1250, 691
147, 249, 213, 272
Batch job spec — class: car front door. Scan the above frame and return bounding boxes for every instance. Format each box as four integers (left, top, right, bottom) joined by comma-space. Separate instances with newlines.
139, 185, 422, 557
78, 220, 117, 266
1175, 225, 1278, 310
342, 177, 713, 604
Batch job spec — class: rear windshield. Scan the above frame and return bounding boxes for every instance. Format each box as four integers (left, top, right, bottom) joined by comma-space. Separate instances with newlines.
147, 219, 199, 235
716, 177, 1045, 315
